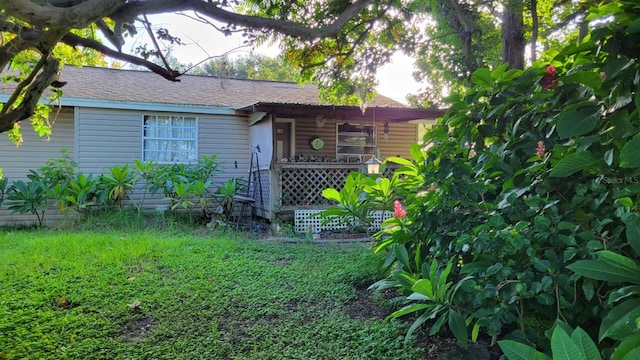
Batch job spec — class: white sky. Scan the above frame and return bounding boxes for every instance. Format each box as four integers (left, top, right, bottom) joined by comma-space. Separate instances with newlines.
126, 14, 421, 104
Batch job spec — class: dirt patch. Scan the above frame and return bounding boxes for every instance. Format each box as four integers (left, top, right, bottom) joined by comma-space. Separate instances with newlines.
344, 286, 389, 320
122, 316, 155, 343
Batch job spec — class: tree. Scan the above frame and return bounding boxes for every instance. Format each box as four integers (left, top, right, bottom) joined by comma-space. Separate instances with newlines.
0, 0, 411, 141
405, 0, 587, 107
197, 52, 299, 82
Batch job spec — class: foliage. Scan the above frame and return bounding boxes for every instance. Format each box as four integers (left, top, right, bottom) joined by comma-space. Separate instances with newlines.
318, 0, 640, 353
499, 324, 602, 360
36, 147, 78, 188
406, 0, 584, 107
373, 255, 473, 346
147, 155, 222, 220
197, 52, 300, 82
0, 227, 424, 359
99, 164, 137, 209
131, 159, 158, 215
317, 172, 387, 235
61, 173, 100, 214
6, 178, 48, 226
0, 177, 8, 209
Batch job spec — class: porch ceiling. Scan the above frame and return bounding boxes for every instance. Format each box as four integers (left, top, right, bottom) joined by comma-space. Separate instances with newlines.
236, 102, 447, 122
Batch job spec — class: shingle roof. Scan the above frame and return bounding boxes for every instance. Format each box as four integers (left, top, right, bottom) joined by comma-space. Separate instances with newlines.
0, 66, 405, 108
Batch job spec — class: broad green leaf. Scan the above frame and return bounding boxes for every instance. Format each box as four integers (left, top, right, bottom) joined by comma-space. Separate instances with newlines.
621, 133, 640, 168
550, 152, 598, 177
393, 244, 411, 270
388, 303, 430, 319
409, 143, 425, 163
471, 68, 493, 86
612, 333, 640, 360
551, 326, 585, 360
561, 71, 602, 89
405, 312, 433, 343
621, 348, 640, 360
412, 279, 434, 298
567, 259, 640, 284
448, 310, 468, 348
623, 213, 640, 256
570, 327, 601, 360
636, 83, 640, 114
557, 105, 601, 139
599, 299, 640, 341
498, 340, 551, 360
321, 188, 341, 202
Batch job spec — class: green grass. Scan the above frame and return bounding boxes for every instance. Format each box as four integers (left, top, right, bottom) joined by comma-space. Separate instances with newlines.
0, 227, 424, 359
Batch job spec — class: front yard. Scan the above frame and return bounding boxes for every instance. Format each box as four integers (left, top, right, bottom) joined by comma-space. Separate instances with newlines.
0, 225, 436, 359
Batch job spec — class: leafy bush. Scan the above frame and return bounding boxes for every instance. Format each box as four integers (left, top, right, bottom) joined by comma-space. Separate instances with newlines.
6, 178, 48, 226
319, 0, 640, 355
99, 164, 137, 209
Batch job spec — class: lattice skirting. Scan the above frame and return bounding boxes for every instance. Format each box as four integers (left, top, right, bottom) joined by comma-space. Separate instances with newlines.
294, 209, 393, 234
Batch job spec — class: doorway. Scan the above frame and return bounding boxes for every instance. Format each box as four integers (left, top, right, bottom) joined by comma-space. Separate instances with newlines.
275, 121, 292, 161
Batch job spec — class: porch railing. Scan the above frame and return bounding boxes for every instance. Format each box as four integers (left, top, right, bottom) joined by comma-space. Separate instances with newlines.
276, 163, 363, 208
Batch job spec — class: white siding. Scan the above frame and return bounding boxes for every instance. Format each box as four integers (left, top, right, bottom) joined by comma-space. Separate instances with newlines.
0, 107, 251, 224
76, 107, 250, 210
0, 109, 75, 225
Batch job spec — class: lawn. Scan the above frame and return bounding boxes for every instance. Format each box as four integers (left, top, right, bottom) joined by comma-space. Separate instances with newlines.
0, 227, 432, 359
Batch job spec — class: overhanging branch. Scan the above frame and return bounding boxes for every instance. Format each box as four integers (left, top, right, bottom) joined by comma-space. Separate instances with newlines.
112, 0, 373, 40
61, 33, 181, 81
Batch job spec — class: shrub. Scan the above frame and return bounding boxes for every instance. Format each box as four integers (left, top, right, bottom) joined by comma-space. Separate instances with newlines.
320, 0, 640, 355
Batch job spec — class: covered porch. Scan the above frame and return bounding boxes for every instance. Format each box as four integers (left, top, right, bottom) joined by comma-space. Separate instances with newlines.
238, 102, 445, 221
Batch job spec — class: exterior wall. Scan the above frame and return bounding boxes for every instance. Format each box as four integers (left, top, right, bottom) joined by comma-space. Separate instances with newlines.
0, 106, 250, 225
76, 107, 250, 210
292, 117, 418, 161
0, 109, 75, 225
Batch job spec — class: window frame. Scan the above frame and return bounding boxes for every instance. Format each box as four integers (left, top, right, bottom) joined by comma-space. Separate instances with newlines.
141, 114, 199, 164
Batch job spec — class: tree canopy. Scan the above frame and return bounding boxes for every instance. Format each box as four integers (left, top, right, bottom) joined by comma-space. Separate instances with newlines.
1, 0, 409, 142
0, 0, 604, 142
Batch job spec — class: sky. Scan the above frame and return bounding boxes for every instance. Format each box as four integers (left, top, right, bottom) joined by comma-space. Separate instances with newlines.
127, 14, 422, 104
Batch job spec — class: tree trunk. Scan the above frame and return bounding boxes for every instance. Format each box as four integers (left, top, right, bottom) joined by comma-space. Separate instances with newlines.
530, 0, 538, 63
501, 0, 525, 69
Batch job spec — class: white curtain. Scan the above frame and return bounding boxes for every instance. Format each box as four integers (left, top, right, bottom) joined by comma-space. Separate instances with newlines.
143, 115, 197, 163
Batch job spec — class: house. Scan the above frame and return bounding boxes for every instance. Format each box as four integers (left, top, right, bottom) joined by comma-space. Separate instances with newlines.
0, 66, 445, 224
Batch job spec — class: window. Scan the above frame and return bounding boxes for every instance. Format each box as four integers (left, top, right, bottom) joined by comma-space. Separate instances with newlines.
143, 115, 197, 163
336, 123, 376, 162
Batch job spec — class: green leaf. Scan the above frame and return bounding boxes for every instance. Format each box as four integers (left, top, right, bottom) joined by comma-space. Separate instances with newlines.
393, 244, 411, 270
388, 303, 430, 319
570, 327, 601, 360
550, 152, 598, 177
623, 213, 640, 256
599, 299, 640, 341
621, 133, 640, 168
612, 333, 640, 360
471, 68, 493, 86
551, 326, 585, 360
498, 340, 551, 360
568, 258, 640, 284
621, 348, 640, 360
556, 105, 601, 139
448, 310, 468, 348
412, 279, 434, 298
561, 71, 603, 89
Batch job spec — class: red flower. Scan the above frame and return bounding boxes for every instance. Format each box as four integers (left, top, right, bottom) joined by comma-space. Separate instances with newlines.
542, 65, 558, 88
541, 65, 558, 90
536, 141, 546, 158
393, 199, 406, 220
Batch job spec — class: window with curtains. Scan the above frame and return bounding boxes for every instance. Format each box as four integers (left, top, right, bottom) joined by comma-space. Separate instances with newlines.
142, 115, 198, 163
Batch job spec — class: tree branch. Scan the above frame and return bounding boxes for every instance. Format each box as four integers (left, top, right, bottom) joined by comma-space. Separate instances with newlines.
4, 0, 125, 28
61, 33, 181, 81
0, 58, 60, 133
112, 0, 373, 40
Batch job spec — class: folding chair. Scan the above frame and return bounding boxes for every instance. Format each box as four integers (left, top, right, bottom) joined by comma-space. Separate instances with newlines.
226, 177, 255, 232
